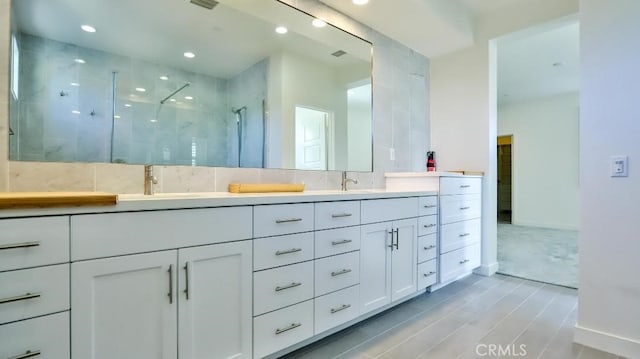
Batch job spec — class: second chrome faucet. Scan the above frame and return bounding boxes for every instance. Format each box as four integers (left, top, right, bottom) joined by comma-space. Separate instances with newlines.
144, 165, 158, 195
341, 171, 358, 191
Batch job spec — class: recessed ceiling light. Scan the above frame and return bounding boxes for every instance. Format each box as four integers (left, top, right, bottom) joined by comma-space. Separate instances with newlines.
150, 119, 157, 123
169, 98, 176, 102
312, 19, 327, 28
72, 110, 81, 114
81, 25, 96, 33
184, 52, 196, 58
114, 115, 121, 119
124, 104, 132, 107
275, 26, 288, 34
135, 87, 146, 92
353, 0, 369, 4
159, 76, 169, 80
184, 96, 194, 100
70, 82, 80, 87
74, 58, 86, 64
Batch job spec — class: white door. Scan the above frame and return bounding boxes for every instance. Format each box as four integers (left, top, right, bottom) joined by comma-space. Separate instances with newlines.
359, 222, 392, 314
178, 241, 252, 359
295, 106, 328, 170
391, 218, 418, 301
71, 251, 178, 359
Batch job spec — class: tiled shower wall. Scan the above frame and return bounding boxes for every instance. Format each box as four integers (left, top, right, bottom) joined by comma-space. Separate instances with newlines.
0, 0, 429, 193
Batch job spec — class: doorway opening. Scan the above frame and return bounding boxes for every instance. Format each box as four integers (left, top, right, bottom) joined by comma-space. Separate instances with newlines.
294, 106, 334, 170
497, 135, 513, 223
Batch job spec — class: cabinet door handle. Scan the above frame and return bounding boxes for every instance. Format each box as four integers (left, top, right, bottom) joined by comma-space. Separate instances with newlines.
331, 213, 352, 218
424, 245, 436, 250
394, 229, 399, 250
330, 304, 351, 314
0, 292, 41, 305
275, 282, 302, 292
387, 230, 394, 251
423, 205, 437, 208
423, 224, 436, 228
275, 248, 302, 256
183, 262, 190, 300
459, 233, 471, 237
275, 322, 302, 335
423, 271, 436, 277
275, 218, 302, 224
460, 184, 471, 188
460, 206, 471, 210
8, 350, 41, 359
331, 239, 352, 246
0, 241, 40, 251
459, 259, 470, 264
168, 265, 173, 304
331, 268, 352, 277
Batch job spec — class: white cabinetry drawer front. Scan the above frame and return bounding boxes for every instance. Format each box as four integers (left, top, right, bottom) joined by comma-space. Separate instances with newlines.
314, 251, 360, 297
418, 234, 437, 263
254, 232, 314, 271
0, 216, 69, 272
440, 243, 481, 284
440, 194, 481, 224
254, 203, 314, 238
440, 218, 481, 254
253, 261, 314, 316
440, 177, 482, 195
314, 285, 359, 334
417, 259, 437, 290
253, 300, 314, 359
71, 207, 252, 260
418, 215, 438, 236
315, 201, 361, 230
315, 226, 360, 259
361, 197, 418, 224
418, 196, 438, 216
0, 311, 70, 359
0, 264, 69, 325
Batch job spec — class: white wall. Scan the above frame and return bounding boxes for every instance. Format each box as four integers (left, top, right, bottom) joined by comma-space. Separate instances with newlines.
429, 0, 578, 276
498, 93, 579, 230
575, 1, 640, 357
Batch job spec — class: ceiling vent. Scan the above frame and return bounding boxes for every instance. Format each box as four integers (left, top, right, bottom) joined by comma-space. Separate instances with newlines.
331, 50, 347, 57
190, 0, 219, 10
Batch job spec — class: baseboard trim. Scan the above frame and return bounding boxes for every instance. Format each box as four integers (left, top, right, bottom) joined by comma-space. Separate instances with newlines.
574, 324, 640, 358
474, 262, 499, 276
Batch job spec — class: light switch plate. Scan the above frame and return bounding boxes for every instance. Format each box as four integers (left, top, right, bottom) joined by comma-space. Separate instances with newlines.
611, 155, 628, 177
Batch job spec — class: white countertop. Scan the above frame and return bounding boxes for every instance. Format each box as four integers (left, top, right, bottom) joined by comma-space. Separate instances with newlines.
384, 171, 482, 178
0, 189, 438, 218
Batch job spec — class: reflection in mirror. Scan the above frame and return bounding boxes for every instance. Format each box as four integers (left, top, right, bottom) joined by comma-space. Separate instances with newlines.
8, 0, 373, 171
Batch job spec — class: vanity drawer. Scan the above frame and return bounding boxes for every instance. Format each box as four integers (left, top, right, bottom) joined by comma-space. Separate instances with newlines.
314, 251, 360, 297
361, 197, 418, 224
253, 300, 314, 359
418, 233, 437, 263
418, 215, 438, 236
0, 264, 70, 325
440, 194, 481, 224
418, 196, 438, 216
254, 203, 314, 238
417, 259, 437, 290
253, 261, 313, 316
440, 218, 481, 254
0, 216, 69, 272
314, 285, 359, 334
71, 207, 252, 260
254, 232, 314, 271
315, 201, 361, 230
315, 226, 360, 259
440, 177, 482, 195
0, 311, 70, 359
440, 243, 481, 284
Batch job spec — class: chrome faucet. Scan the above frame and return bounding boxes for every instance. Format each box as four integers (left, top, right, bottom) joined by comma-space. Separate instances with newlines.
341, 171, 358, 191
144, 165, 158, 195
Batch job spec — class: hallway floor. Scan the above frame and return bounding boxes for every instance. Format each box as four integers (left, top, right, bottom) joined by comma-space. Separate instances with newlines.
497, 224, 579, 288
283, 275, 617, 359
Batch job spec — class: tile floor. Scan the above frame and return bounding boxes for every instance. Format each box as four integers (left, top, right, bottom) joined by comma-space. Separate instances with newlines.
282, 274, 619, 359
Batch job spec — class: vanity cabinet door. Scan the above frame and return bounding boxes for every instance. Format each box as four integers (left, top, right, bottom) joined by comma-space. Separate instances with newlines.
359, 222, 392, 314
178, 241, 252, 359
390, 218, 418, 302
71, 251, 178, 359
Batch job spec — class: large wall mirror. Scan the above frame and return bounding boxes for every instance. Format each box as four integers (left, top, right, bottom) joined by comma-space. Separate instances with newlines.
8, 0, 373, 171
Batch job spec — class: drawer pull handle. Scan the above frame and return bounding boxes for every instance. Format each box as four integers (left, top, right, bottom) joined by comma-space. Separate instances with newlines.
9, 350, 41, 359
423, 224, 436, 228
331, 268, 352, 277
424, 245, 436, 250
459, 259, 471, 264
0, 241, 41, 251
331, 239, 353, 246
460, 206, 471, 210
423, 271, 436, 277
275, 282, 302, 292
0, 292, 41, 305
460, 185, 471, 188
330, 304, 352, 314
275, 248, 302, 256
423, 205, 437, 208
331, 213, 353, 218
168, 265, 173, 304
275, 322, 302, 335
459, 233, 471, 237
275, 218, 303, 224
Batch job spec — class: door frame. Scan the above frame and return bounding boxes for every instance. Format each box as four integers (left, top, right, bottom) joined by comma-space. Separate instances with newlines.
294, 105, 335, 170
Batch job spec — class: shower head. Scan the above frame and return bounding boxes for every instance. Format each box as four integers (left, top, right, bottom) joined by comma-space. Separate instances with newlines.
190, 0, 219, 10
232, 106, 247, 115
